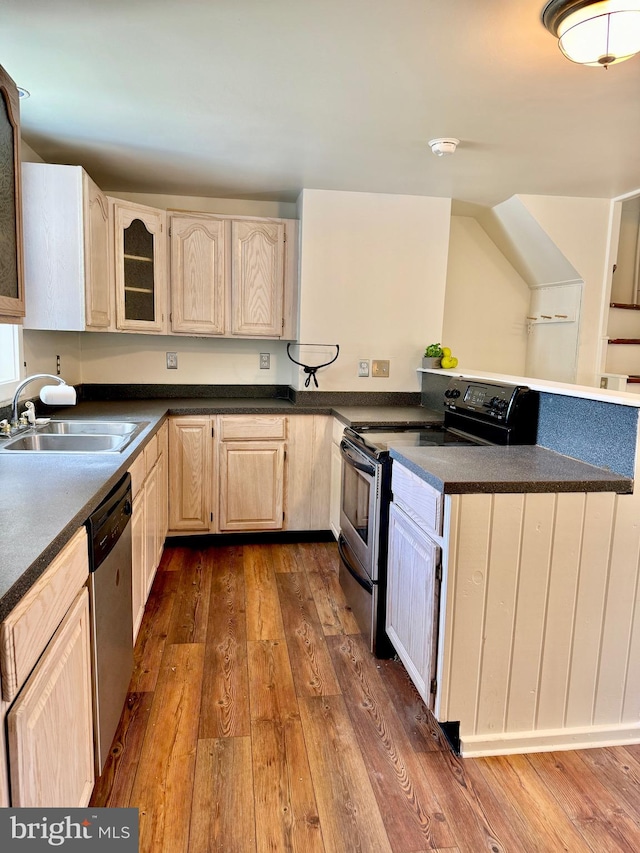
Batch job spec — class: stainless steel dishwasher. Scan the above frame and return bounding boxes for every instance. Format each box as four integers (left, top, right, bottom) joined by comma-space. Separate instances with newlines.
87, 473, 134, 775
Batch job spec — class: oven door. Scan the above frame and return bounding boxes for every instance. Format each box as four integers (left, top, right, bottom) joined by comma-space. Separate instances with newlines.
339, 437, 380, 581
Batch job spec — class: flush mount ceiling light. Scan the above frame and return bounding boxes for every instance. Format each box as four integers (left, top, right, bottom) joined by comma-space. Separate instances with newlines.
16, 87, 30, 99
428, 138, 460, 156
542, 0, 640, 67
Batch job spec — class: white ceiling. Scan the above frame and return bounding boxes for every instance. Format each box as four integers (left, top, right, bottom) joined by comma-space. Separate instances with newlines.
2, 0, 640, 208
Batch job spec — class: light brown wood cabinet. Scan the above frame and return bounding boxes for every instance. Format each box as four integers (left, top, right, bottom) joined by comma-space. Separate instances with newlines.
129, 422, 169, 641
219, 439, 285, 531
0, 63, 25, 324
231, 219, 285, 337
0, 529, 93, 807
7, 589, 94, 807
22, 163, 112, 331
169, 212, 298, 339
168, 414, 330, 535
111, 198, 167, 333
168, 416, 213, 532
170, 215, 225, 335
329, 417, 344, 539
285, 414, 332, 531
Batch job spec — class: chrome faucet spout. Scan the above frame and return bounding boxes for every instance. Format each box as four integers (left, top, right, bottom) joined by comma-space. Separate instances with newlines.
11, 374, 67, 427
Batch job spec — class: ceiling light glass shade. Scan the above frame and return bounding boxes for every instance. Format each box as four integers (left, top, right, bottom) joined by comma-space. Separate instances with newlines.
542, 1, 640, 66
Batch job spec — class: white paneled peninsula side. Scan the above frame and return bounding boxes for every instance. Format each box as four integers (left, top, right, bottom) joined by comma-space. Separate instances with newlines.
395, 369, 640, 757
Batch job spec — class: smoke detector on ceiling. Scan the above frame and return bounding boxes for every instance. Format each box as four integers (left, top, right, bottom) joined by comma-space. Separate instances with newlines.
428, 138, 460, 156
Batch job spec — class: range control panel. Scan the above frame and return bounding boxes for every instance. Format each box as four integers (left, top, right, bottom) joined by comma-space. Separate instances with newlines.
443, 378, 528, 423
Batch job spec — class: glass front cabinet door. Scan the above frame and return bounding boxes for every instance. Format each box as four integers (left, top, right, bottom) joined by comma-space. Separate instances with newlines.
0, 63, 24, 323
111, 198, 167, 333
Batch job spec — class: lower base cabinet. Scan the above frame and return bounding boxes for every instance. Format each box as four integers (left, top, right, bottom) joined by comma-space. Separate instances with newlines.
168, 414, 331, 535
7, 589, 94, 807
130, 422, 168, 642
219, 440, 285, 530
386, 502, 440, 708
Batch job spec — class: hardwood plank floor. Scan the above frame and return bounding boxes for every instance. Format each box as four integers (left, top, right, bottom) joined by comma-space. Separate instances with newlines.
91, 541, 640, 852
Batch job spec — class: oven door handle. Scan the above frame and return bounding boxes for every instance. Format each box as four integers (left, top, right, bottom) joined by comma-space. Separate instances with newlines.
340, 439, 376, 477
338, 535, 373, 594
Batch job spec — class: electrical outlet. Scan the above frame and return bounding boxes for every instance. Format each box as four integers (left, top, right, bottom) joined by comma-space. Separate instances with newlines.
166, 352, 178, 369
372, 359, 390, 378
260, 352, 271, 370
358, 359, 370, 377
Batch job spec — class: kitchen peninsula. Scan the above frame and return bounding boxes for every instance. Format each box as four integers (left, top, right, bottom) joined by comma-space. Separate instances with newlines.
392, 368, 640, 756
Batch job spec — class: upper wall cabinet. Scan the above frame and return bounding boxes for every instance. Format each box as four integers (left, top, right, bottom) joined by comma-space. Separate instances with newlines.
231, 219, 284, 337
111, 198, 167, 334
0, 64, 24, 324
170, 215, 225, 335
22, 163, 112, 331
170, 212, 298, 340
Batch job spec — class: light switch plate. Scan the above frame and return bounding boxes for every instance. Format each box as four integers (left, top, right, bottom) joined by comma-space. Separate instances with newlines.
166, 352, 178, 369
372, 359, 390, 378
358, 359, 370, 377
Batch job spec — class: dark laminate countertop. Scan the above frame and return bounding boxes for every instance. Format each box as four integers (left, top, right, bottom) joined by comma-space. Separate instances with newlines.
2, 397, 435, 620
390, 445, 634, 495
0, 395, 631, 621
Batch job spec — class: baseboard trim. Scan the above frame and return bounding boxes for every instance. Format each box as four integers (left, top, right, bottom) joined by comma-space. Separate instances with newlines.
459, 722, 640, 757
166, 529, 335, 547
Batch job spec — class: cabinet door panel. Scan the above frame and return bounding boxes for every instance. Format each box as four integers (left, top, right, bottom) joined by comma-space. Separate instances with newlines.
231, 220, 284, 337
0, 63, 24, 321
219, 441, 284, 530
83, 174, 111, 329
8, 589, 94, 807
131, 492, 146, 642
386, 502, 440, 707
171, 215, 226, 334
144, 465, 159, 598
112, 199, 166, 333
168, 417, 212, 531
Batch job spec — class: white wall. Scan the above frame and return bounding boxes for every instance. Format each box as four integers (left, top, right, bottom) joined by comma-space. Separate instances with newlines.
517, 195, 612, 386
22, 330, 82, 386
78, 333, 293, 385
442, 216, 529, 375
296, 189, 451, 391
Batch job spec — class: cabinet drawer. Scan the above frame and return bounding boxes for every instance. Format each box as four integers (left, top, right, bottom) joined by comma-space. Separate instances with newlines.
128, 451, 146, 499
144, 433, 159, 474
391, 462, 443, 536
0, 527, 89, 702
158, 420, 168, 459
219, 415, 287, 441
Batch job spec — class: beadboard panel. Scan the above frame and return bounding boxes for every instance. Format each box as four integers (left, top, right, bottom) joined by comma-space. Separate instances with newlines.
595, 486, 640, 725
439, 488, 640, 751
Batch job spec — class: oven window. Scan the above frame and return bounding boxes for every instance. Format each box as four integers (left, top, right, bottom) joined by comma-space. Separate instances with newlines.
342, 461, 371, 545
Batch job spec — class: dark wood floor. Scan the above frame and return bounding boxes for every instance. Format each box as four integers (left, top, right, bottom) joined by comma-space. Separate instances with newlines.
91, 541, 640, 852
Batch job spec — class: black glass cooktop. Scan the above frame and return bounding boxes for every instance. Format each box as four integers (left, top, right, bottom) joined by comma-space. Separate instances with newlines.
351, 425, 482, 454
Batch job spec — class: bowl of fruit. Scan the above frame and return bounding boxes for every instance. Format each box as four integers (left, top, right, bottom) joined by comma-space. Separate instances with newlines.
423, 343, 458, 370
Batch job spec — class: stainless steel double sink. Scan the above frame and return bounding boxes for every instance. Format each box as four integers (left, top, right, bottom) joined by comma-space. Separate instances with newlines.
0, 420, 149, 453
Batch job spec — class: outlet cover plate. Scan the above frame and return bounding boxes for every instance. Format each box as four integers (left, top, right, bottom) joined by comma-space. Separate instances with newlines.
260, 353, 271, 369
166, 352, 178, 369
358, 359, 370, 377
372, 359, 390, 378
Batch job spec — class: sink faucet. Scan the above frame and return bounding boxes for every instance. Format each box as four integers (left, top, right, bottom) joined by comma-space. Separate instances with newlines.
11, 374, 75, 428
